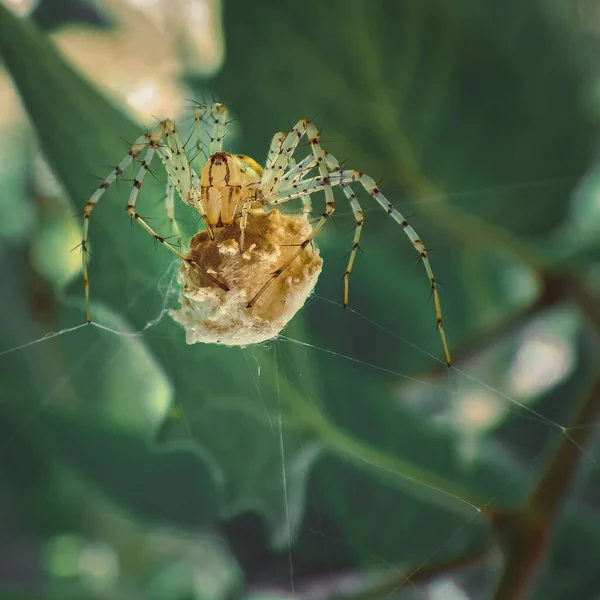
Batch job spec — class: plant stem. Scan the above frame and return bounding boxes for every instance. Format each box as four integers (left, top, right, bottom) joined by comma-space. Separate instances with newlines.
489, 273, 600, 600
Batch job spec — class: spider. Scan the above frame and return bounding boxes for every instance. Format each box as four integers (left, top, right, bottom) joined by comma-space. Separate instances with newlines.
81, 102, 451, 366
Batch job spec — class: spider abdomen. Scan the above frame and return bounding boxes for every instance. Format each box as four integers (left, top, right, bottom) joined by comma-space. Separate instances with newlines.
170, 209, 322, 346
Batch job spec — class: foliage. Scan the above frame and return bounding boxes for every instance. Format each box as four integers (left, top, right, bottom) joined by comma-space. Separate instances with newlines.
1, 1, 600, 598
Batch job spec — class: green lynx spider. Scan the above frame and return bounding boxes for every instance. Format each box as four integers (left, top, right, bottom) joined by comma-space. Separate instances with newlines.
80, 102, 451, 366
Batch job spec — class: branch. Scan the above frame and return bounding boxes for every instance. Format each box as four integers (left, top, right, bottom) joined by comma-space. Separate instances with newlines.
339, 544, 491, 600
489, 272, 600, 600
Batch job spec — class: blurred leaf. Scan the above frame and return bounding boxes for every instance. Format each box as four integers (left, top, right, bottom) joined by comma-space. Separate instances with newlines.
0, 124, 34, 242
0, 592, 50, 600
2, 2, 600, 598
215, 0, 590, 240
0, 2, 320, 545
157, 390, 323, 550
211, 0, 593, 361
0, 0, 550, 549
37, 409, 220, 528
0, 3, 139, 202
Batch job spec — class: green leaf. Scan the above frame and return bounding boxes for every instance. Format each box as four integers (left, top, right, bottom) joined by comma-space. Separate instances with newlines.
210, 0, 592, 359
3, 3, 598, 597
157, 389, 323, 551
38, 409, 220, 528
0, 3, 323, 544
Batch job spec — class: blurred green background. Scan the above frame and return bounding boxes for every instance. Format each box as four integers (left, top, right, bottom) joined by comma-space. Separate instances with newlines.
2, 0, 600, 598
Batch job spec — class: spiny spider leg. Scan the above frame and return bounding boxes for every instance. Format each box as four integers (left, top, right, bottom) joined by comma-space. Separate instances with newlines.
266, 132, 286, 170
323, 153, 364, 308
82, 119, 227, 324
248, 120, 335, 309
192, 106, 205, 174
124, 122, 228, 292
261, 119, 333, 205
157, 119, 193, 200
238, 194, 255, 253
257, 154, 452, 366
209, 103, 228, 156
165, 181, 184, 252
191, 102, 229, 173
158, 119, 213, 239
82, 123, 163, 323
279, 154, 318, 188
281, 155, 315, 214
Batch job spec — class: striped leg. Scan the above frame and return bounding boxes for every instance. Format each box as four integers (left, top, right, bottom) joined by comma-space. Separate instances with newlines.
122, 125, 228, 292
165, 181, 184, 252
260, 132, 286, 192
82, 120, 228, 324
280, 154, 318, 215
262, 166, 452, 366
158, 119, 213, 239
238, 194, 255, 253
265, 119, 336, 232
248, 121, 335, 308
323, 153, 365, 309
82, 122, 165, 322
350, 170, 451, 366
192, 106, 206, 174
260, 119, 334, 212
209, 103, 229, 155
279, 154, 318, 187
191, 102, 230, 173
157, 119, 193, 201
266, 132, 286, 169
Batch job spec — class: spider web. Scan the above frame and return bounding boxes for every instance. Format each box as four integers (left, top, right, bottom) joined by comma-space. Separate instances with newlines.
2, 0, 600, 596
2, 172, 600, 600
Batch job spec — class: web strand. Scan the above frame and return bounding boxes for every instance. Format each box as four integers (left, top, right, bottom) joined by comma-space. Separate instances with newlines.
3, 271, 600, 598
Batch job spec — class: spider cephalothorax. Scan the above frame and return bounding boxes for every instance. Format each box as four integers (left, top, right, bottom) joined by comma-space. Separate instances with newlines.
194, 151, 262, 231
81, 103, 451, 364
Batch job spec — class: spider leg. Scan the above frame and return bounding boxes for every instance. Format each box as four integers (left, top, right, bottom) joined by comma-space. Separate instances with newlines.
82, 120, 228, 323
249, 122, 335, 308
260, 119, 332, 203
157, 120, 193, 200
267, 174, 329, 200
267, 132, 286, 168
323, 153, 364, 308
165, 180, 184, 252
238, 191, 256, 254
210, 103, 229, 155
280, 154, 317, 214
280, 154, 317, 185
82, 123, 165, 322
351, 170, 451, 366
263, 165, 452, 366
124, 122, 227, 291
158, 121, 213, 239
301, 192, 313, 216
260, 132, 286, 191
192, 106, 206, 174
191, 102, 229, 172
